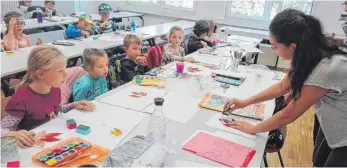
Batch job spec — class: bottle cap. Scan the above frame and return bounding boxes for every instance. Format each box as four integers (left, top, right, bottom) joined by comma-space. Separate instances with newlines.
154, 97, 164, 106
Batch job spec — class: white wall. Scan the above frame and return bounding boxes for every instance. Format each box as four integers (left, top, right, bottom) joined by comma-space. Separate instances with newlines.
31, 1, 76, 16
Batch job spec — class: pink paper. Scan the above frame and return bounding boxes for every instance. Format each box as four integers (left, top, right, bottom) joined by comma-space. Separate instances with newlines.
182, 132, 256, 167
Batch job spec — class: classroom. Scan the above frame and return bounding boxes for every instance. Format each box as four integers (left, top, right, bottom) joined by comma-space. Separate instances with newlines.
1, 0, 346, 167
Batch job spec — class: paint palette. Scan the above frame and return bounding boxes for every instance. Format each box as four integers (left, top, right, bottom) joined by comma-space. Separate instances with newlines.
32, 138, 110, 167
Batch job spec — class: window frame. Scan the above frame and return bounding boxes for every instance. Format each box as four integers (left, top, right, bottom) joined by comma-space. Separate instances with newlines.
226, 0, 313, 22
160, 0, 197, 12
126, 0, 160, 7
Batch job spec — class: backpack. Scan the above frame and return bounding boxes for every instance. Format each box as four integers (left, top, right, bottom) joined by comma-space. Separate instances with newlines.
146, 45, 164, 69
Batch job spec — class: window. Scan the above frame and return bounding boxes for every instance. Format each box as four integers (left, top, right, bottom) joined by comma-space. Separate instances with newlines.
229, 0, 265, 17
270, 0, 313, 20
127, 0, 158, 5
227, 0, 313, 21
164, 0, 194, 9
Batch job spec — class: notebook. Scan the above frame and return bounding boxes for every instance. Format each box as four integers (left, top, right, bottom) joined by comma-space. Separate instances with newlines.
182, 132, 256, 167
227, 103, 265, 121
198, 93, 229, 112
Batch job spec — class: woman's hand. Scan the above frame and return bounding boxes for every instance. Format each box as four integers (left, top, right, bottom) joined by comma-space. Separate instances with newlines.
224, 98, 249, 112
229, 120, 257, 134
7, 130, 36, 148
73, 100, 95, 111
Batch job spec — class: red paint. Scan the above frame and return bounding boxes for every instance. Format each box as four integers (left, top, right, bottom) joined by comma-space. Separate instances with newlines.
7, 161, 20, 168
67, 123, 77, 129
53, 148, 62, 154
74, 146, 82, 151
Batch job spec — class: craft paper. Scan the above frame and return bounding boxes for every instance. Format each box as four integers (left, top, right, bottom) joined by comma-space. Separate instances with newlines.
205, 113, 263, 139
182, 131, 256, 167
99, 85, 167, 111
143, 92, 201, 123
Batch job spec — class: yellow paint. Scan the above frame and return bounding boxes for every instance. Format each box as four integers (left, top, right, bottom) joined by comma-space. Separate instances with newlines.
45, 159, 57, 166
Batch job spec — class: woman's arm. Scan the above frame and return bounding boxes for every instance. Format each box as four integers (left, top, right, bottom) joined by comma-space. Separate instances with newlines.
232, 85, 327, 134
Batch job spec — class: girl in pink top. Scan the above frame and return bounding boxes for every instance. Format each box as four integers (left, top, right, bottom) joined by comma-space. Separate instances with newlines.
1, 46, 95, 148
3, 12, 43, 51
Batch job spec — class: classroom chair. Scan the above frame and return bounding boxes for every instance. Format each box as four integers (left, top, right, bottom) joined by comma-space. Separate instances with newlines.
146, 45, 164, 69
107, 53, 127, 89
263, 96, 287, 167
60, 66, 86, 105
1, 91, 10, 119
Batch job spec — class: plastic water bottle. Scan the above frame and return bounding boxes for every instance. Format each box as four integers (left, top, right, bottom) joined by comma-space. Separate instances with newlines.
36, 8, 43, 23
148, 98, 166, 144
131, 20, 136, 32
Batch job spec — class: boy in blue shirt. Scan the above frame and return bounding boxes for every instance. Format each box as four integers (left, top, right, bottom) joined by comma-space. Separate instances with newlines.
65, 13, 94, 39
73, 48, 109, 101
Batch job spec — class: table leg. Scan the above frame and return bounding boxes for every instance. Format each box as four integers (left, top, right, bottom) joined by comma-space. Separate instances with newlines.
274, 56, 279, 69
253, 44, 260, 64
138, 16, 144, 27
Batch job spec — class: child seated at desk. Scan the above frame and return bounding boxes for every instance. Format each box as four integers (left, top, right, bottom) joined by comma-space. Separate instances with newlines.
162, 26, 193, 65
95, 3, 118, 34
30, 0, 62, 18
3, 12, 43, 51
1, 46, 94, 148
120, 34, 150, 83
73, 48, 109, 101
187, 20, 213, 54
65, 13, 94, 39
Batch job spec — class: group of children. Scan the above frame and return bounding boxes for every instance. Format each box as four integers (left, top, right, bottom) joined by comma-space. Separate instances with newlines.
1, 2, 219, 147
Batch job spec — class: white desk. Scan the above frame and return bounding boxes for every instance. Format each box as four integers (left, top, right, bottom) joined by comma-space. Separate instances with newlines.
1, 17, 78, 33
220, 26, 269, 40
96, 61, 276, 167
1, 20, 195, 77
85, 12, 145, 26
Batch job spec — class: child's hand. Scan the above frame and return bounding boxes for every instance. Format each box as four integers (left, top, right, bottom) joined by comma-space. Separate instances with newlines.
8, 18, 17, 32
7, 130, 36, 148
82, 30, 90, 37
136, 55, 147, 65
73, 100, 95, 111
100, 20, 108, 28
200, 41, 208, 48
36, 38, 43, 45
185, 57, 194, 63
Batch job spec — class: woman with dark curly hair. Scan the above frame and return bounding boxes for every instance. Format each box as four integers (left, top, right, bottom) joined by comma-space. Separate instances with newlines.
224, 9, 347, 166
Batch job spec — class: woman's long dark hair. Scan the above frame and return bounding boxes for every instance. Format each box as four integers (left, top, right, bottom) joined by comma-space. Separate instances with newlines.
270, 9, 346, 100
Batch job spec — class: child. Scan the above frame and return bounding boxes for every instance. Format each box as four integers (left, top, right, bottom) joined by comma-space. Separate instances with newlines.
1, 46, 95, 148
3, 12, 43, 51
187, 20, 213, 54
95, 3, 117, 34
73, 48, 109, 101
162, 26, 193, 65
18, 0, 33, 19
120, 34, 150, 83
65, 13, 94, 39
206, 20, 218, 41
43, 0, 62, 17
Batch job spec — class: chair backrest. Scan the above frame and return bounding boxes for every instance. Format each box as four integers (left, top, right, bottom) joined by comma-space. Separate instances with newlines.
107, 53, 126, 89
146, 45, 164, 69
28, 29, 65, 44
60, 66, 86, 105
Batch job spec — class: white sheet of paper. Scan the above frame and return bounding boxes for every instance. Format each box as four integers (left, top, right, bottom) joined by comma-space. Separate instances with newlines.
62, 101, 148, 131
99, 85, 167, 111
238, 45, 263, 53
143, 92, 201, 123
32, 116, 130, 150
205, 113, 262, 139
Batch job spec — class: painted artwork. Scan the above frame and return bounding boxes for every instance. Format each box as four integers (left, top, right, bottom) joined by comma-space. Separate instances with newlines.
199, 93, 229, 112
